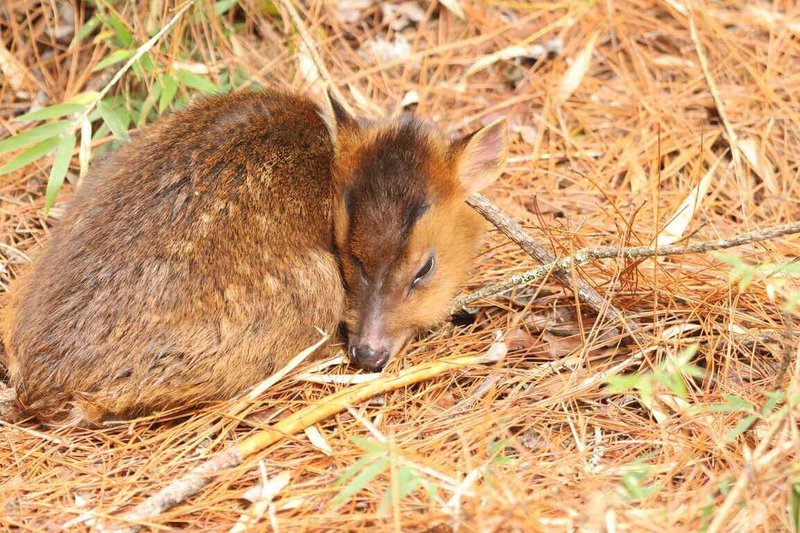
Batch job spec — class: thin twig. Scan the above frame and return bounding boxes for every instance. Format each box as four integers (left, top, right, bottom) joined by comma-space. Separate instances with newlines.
466, 193, 629, 326
453, 218, 800, 312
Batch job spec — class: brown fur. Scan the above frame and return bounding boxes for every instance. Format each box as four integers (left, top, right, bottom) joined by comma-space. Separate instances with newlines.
3, 90, 345, 425
2, 89, 506, 425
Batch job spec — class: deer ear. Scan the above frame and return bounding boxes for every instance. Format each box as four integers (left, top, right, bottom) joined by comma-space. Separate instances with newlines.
452, 118, 508, 195
321, 88, 357, 144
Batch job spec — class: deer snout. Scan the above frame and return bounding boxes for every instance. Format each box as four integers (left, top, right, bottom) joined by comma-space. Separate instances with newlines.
348, 342, 391, 371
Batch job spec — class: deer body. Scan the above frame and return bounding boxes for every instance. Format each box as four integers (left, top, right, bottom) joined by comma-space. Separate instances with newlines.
2, 89, 506, 425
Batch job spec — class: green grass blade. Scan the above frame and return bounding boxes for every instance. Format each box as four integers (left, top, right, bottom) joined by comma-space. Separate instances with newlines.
45, 133, 76, 213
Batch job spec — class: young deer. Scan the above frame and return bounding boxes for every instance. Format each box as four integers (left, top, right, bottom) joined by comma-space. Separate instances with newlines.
2, 89, 507, 425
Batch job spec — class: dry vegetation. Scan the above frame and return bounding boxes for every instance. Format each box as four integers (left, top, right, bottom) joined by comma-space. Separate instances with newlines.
1, 0, 800, 530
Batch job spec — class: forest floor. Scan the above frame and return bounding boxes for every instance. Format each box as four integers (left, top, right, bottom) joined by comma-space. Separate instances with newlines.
1, 0, 799, 530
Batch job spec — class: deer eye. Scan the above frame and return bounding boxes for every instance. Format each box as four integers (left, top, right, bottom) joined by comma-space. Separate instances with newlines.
412, 255, 435, 287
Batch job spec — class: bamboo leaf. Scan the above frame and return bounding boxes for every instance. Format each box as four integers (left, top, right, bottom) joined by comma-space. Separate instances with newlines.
158, 74, 179, 112
79, 117, 92, 177
0, 121, 72, 154
396, 465, 422, 499
93, 49, 134, 72
215, 0, 238, 15
0, 137, 61, 175
98, 101, 130, 141
76, 15, 101, 41
137, 82, 162, 127
99, 14, 134, 48
176, 70, 218, 94
723, 414, 758, 443
45, 133, 76, 213
331, 457, 389, 507
14, 103, 86, 123
350, 436, 386, 454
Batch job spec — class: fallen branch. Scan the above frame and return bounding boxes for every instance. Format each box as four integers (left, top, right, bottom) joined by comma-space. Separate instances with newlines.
454, 212, 800, 313
466, 193, 631, 327
110, 347, 506, 531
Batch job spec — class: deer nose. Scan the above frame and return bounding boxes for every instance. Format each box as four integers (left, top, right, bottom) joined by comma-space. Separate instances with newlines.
349, 343, 390, 371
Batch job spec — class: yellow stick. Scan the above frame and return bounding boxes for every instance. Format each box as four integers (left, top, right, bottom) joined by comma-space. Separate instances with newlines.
114, 349, 504, 531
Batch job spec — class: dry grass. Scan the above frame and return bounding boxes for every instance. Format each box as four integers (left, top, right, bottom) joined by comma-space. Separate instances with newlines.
1, 0, 799, 530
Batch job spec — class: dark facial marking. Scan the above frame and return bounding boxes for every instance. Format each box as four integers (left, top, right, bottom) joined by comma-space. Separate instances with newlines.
344, 118, 435, 271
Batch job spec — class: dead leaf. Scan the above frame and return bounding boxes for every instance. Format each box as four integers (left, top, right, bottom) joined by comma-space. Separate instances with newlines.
514, 125, 538, 146
399, 90, 419, 109
465, 45, 546, 77
0, 41, 32, 94
438, 0, 465, 20
652, 55, 696, 70
656, 157, 720, 247
627, 158, 648, 193
232, 470, 291, 533
505, 328, 538, 350
381, 1, 426, 30
558, 32, 599, 101
297, 41, 322, 89
338, 0, 373, 24
364, 35, 412, 63
737, 137, 778, 195
304, 425, 333, 456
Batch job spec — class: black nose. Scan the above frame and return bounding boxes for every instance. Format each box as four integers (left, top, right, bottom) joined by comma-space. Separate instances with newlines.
349, 344, 390, 371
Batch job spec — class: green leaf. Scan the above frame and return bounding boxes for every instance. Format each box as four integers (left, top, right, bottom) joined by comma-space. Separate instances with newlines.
334, 455, 376, 487
215, 0, 239, 15
137, 82, 162, 127
421, 478, 438, 504
784, 291, 800, 312
93, 49, 134, 72
331, 457, 389, 507
636, 377, 654, 407
761, 390, 785, 416
605, 374, 642, 392
14, 103, 86, 123
159, 74, 179, 112
723, 414, 758, 443
713, 252, 745, 268
791, 483, 800, 532
396, 465, 422, 499
76, 15, 101, 41
0, 137, 61, 175
176, 70, 218, 94
0, 121, 72, 154
98, 101, 130, 141
99, 14, 133, 47
45, 133, 76, 213
69, 91, 101, 106
693, 394, 754, 414
350, 436, 385, 454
